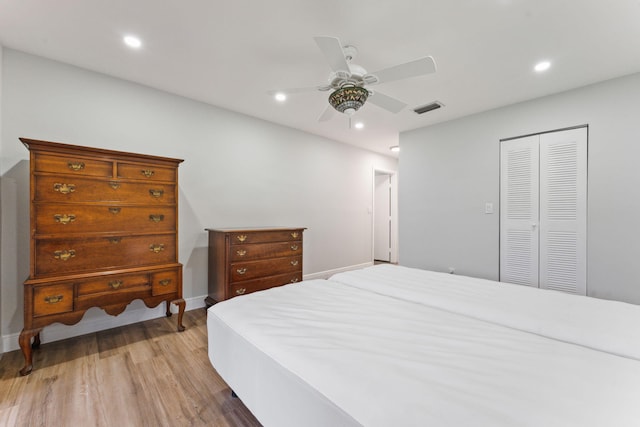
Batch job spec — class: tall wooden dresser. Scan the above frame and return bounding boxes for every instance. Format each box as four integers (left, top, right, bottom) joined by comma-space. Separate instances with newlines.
205, 227, 305, 306
19, 138, 185, 376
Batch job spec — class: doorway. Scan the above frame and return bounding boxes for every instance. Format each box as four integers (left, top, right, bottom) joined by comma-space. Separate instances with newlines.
373, 169, 398, 264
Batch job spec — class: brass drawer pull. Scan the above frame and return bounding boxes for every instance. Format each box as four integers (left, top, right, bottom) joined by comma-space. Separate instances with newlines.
54, 249, 76, 261
109, 237, 121, 244
149, 189, 164, 198
236, 235, 247, 242
109, 181, 121, 190
53, 183, 76, 194
290, 244, 298, 251
290, 260, 299, 266
290, 278, 299, 283
149, 244, 165, 253
236, 267, 247, 275
149, 214, 165, 223
109, 207, 121, 214
44, 295, 64, 304
159, 279, 172, 287
67, 161, 85, 171
291, 232, 299, 239
109, 280, 123, 289
236, 249, 247, 257
53, 214, 76, 225
141, 169, 155, 178
235, 288, 246, 295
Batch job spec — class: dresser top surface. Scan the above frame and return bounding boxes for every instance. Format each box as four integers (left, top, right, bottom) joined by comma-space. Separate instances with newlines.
21, 137, 184, 165
205, 227, 306, 233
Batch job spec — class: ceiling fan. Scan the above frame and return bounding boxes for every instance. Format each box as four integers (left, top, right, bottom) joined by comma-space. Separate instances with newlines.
269, 36, 437, 122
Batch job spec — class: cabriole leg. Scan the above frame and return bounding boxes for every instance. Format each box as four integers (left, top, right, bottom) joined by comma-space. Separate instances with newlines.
19, 328, 42, 376
171, 298, 186, 332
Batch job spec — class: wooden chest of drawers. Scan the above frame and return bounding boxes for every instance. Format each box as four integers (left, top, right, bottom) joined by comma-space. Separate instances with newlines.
205, 227, 305, 306
19, 138, 185, 375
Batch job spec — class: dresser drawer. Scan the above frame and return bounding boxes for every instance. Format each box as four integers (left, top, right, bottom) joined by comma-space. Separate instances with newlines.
33, 283, 74, 317
230, 229, 303, 245
230, 256, 302, 282
117, 162, 176, 182
151, 269, 180, 296
75, 273, 152, 310
231, 241, 302, 261
34, 152, 113, 177
229, 272, 301, 298
35, 204, 176, 234
35, 234, 177, 276
34, 175, 176, 204
77, 273, 150, 296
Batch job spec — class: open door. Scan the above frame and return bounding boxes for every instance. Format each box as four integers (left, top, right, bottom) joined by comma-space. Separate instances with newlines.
373, 169, 397, 263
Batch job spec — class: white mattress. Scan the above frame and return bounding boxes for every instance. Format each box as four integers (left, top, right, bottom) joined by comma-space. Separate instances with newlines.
331, 265, 640, 360
207, 274, 640, 427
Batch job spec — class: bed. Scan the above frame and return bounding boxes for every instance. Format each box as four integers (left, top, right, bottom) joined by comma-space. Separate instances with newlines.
207, 264, 640, 426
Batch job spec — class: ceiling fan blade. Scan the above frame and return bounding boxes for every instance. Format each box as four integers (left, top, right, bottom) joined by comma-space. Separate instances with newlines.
368, 91, 407, 114
318, 105, 335, 122
314, 36, 350, 72
370, 56, 436, 85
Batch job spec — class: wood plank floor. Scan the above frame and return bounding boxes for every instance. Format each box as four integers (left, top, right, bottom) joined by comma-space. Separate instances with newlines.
0, 309, 262, 427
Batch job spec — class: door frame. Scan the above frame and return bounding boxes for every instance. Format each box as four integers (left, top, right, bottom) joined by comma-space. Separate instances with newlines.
372, 168, 398, 264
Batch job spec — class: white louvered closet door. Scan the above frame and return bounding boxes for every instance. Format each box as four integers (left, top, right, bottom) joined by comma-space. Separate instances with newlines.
500, 127, 587, 295
539, 128, 587, 294
500, 135, 539, 287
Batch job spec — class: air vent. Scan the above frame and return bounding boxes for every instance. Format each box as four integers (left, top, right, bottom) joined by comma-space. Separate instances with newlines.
414, 101, 443, 114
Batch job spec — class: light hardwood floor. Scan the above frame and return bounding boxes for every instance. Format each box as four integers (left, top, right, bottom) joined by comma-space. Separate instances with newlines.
0, 309, 262, 427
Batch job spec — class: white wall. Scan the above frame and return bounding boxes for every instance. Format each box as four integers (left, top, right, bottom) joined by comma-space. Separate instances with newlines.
399, 72, 640, 304
0, 49, 397, 351
0, 44, 3, 354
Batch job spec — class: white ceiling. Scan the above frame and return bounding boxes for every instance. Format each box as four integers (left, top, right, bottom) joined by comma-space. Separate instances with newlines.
1, 0, 640, 156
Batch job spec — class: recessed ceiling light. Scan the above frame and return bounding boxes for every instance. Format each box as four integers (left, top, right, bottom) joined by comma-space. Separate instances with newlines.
534, 61, 551, 72
390, 145, 400, 152
123, 35, 142, 49
274, 92, 286, 102
354, 122, 364, 129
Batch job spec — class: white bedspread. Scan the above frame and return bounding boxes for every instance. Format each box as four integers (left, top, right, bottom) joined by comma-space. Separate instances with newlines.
331, 265, 640, 361
208, 279, 640, 427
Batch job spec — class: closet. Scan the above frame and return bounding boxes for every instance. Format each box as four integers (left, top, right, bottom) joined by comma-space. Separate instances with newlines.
500, 127, 587, 295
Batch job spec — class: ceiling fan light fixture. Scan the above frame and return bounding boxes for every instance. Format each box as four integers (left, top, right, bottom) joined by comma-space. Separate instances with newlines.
328, 86, 369, 114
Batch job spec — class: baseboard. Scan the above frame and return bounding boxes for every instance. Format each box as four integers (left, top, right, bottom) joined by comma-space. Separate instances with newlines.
1, 295, 207, 354
303, 262, 373, 281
